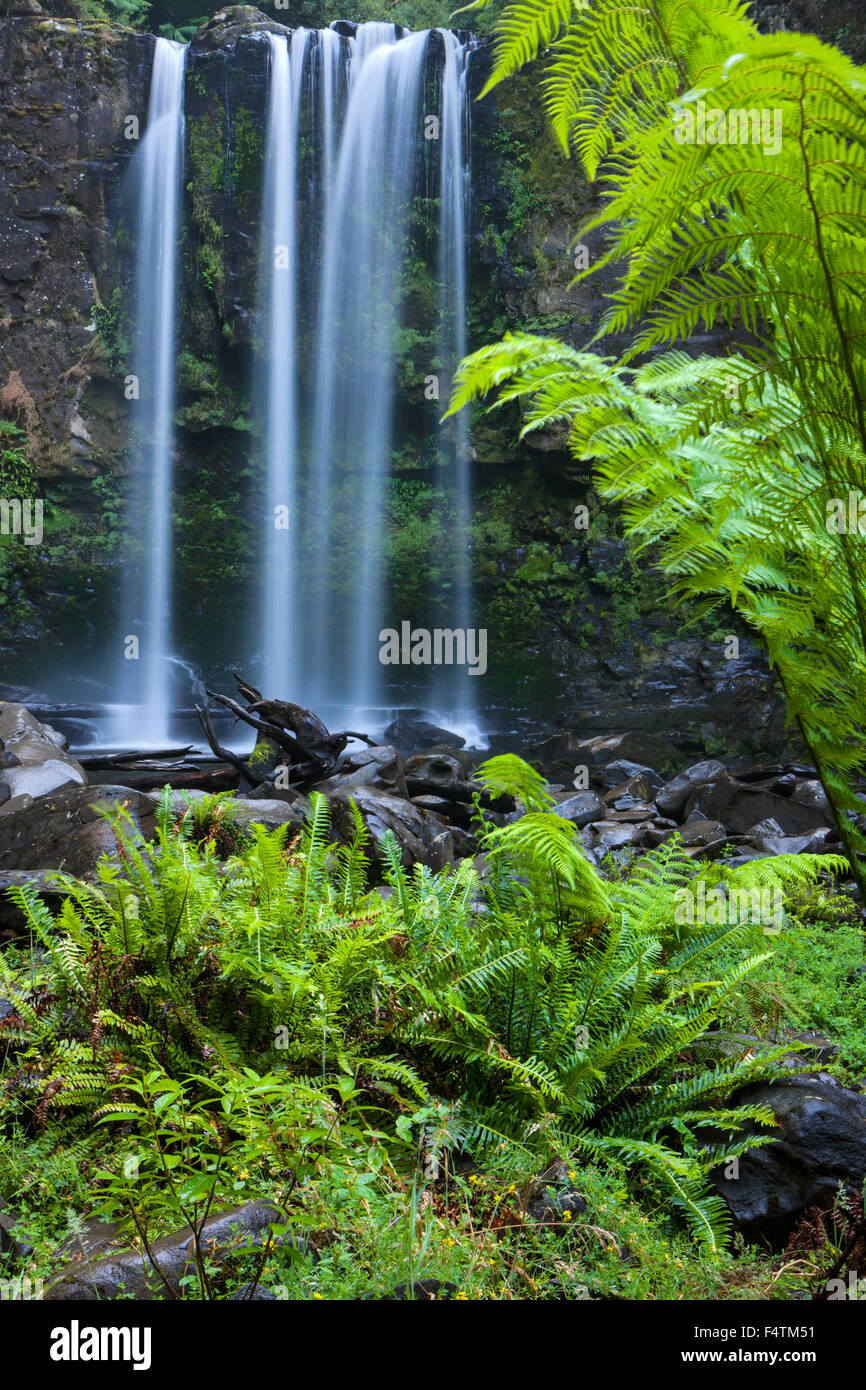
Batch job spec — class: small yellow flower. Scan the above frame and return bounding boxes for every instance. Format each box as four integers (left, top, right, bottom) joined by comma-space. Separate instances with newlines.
313, 1292, 323, 1300
455, 1291, 469, 1300
562, 1210, 572, 1221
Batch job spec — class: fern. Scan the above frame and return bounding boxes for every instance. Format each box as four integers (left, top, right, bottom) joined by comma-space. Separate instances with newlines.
475, 753, 555, 810
449, 0, 866, 902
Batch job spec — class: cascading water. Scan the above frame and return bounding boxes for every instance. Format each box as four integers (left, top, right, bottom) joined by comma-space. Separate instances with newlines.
305, 26, 429, 717
119, 37, 185, 746
257, 22, 478, 736
259, 28, 310, 701
435, 30, 475, 730
108, 23, 478, 750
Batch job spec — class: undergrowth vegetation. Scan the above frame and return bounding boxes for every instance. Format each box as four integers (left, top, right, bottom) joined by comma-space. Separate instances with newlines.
0, 762, 856, 1298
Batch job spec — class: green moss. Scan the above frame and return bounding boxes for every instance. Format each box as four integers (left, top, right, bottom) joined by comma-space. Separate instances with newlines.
92, 285, 130, 377
228, 104, 263, 216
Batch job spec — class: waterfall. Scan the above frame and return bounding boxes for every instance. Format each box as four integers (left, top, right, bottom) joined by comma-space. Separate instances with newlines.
259, 29, 310, 701
253, 23, 479, 730
121, 37, 185, 746
304, 26, 429, 716
112, 24, 477, 748
436, 30, 474, 723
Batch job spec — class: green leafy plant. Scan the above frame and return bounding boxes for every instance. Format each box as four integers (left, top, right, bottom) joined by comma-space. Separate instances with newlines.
0, 767, 836, 1269
448, 0, 866, 902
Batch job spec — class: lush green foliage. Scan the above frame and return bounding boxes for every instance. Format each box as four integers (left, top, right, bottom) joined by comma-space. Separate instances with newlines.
0, 766, 842, 1299
0, 422, 33, 498
67, 0, 494, 39
449, 0, 866, 897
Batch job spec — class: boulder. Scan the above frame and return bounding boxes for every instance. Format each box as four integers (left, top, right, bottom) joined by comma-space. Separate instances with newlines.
604, 803, 656, 823
421, 744, 474, 777
425, 829, 455, 873
591, 822, 643, 851
684, 774, 832, 836
45, 1201, 291, 1300
327, 786, 451, 870
403, 751, 469, 787
0, 784, 157, 875
527, 1156, 588, 1231
744, 818, 786, 839
0, 868, 69, 936
790, 779, 832, 817
0, 703, 86, 804
383, 715, 467, 751
604, 773, 655, 805
0, 782, 309, 879
709, 1075, 866, 1247
640, 819, 680, 847
310, 744, 407, 798
658, 818, 726, 848
229, 1282, 279, 1300
146, 789, 308, 837
654, 760, 727, 817
602, 759, 663, 791
552, 790, 605, 828
450, 825, 479, 860
750, 828, 837, 856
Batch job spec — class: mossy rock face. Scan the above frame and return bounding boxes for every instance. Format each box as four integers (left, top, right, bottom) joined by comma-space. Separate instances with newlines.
0, 17, 153, 478
184, 21, 271, 354
191, 7, 284, 52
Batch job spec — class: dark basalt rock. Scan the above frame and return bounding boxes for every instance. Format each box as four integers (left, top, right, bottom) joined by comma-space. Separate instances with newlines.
602, 759, 663, 791
45, 1200, 300, 1300
527, 1156, 588, 1231
383, 715, 467, 752
0, 783, 156, 875
657, 817, 726, 848
552, 790, 605, 828
683, 773, 832, 836
0, 868, 69, 936
654, 760, 728, 818
327, 784, 452, 871
0, 703, 86, 803
709, 1075, 866, 1248
311, 744, 408, 798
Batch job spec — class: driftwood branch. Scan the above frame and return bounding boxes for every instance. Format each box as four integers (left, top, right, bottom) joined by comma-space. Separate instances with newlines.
195, 703, 266, 787
194, 676, 378, 792
205, 690, 307, 760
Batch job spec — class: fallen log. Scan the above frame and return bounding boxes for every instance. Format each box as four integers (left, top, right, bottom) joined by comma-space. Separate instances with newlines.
196, 676, 378, 791
78, 746, 195, 770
